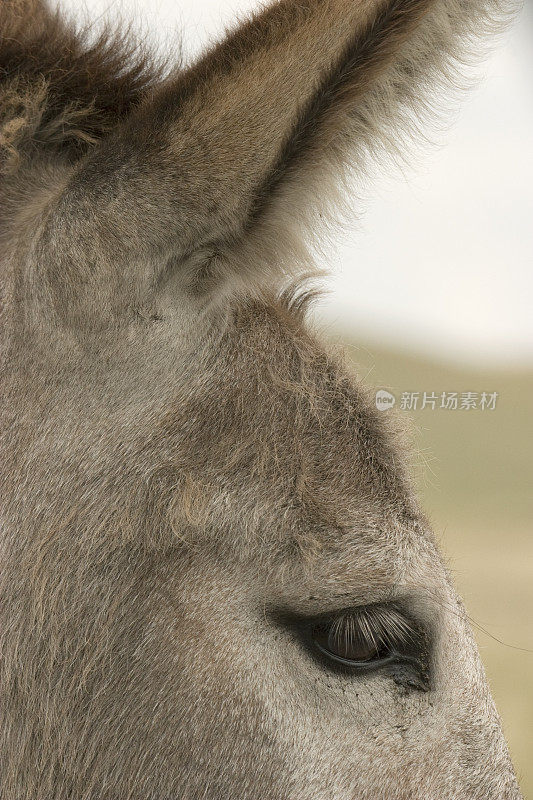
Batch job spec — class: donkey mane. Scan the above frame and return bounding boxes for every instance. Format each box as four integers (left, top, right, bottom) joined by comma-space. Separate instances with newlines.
0, 0, 166, 170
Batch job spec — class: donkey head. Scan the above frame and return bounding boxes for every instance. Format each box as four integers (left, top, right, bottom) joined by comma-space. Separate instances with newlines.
0, 0, 522, 798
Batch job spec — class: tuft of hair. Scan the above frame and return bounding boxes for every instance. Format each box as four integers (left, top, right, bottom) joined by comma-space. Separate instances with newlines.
0, 0, 171, 173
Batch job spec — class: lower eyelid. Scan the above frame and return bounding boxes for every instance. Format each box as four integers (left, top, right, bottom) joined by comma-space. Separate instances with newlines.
311, 643, 430, 691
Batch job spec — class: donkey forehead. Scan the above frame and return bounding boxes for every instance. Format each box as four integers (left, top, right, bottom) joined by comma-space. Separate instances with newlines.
165, 298, 413, 506
162, 300, 428, 579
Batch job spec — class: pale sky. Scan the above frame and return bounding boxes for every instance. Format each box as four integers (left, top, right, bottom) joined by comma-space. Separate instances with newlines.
62, 0, 533, 366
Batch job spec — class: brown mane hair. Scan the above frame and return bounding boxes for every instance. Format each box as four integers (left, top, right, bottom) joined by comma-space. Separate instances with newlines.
0, 0, 166, 170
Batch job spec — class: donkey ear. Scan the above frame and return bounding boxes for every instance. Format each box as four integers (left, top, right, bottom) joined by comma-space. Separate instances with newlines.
18, 0, 511, 317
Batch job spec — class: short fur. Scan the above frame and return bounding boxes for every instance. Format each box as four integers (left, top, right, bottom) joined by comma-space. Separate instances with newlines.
0, 0, 523, 798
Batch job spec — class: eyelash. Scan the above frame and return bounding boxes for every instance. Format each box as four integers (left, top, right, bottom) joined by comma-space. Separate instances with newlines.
325, 605, 417, 655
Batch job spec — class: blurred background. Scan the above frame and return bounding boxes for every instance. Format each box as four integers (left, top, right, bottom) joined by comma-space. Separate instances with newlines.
60, 0, 533, 793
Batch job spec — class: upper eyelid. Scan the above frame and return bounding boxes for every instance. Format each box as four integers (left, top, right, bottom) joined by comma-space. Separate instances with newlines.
290, 601, 417, 628
269, 589, 400, 618
268, 596, 434, 652
267, 582, 437, 620
272, 602, 425, 651
304, 593, 437, 639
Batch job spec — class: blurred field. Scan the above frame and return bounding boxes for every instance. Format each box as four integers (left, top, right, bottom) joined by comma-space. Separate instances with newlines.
332, 330, 533, 797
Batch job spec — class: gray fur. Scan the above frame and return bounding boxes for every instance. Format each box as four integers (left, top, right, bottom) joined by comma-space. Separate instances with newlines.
0, 0, 522, 797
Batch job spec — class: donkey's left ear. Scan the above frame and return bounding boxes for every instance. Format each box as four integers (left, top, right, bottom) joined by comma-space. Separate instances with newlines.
26, 0, 511, 317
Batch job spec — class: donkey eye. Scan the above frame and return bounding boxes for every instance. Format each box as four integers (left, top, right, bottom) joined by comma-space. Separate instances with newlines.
307, 605, 418, 671
311, 620, 388, 664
